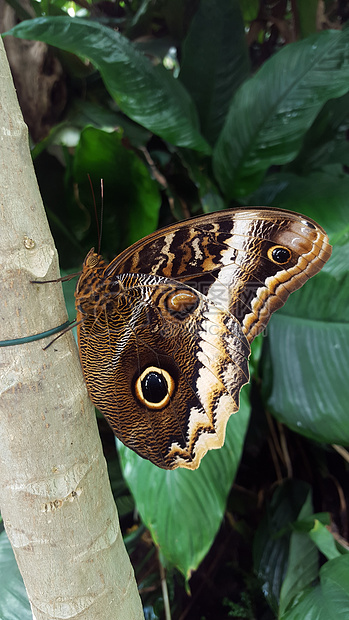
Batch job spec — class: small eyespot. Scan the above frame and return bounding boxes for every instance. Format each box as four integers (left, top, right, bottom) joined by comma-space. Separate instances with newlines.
165, 289, 199, 319
135, 366, 175, 410
267, 245, 292, 265
301, 219, 316, 229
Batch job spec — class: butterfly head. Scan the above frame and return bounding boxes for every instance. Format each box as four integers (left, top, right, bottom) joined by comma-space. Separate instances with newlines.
75, 248, 108, 316
83, 248, 106, 270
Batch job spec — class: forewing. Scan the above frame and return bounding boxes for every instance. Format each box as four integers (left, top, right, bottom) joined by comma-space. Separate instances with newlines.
105, 207, 331, 342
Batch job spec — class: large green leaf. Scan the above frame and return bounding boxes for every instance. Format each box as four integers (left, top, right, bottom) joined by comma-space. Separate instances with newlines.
118, 385, 250, 578
213, 29, 349, 197
279, 491, 319, 616
320, 555, 349, 615
5, 17, 210, 153
253, 480, 316, 615
246, 172, 349, 444
72, 126, 161, 252
283, 555, 349, 619
290, 92, 349, 172
246, 171, 349, 321
180, 0, 250, 145
248, 171, 349, 234
0, 531, 31, 620
281, 585, 323, 620
177, 150, 227, 213
262, 316, 349, 445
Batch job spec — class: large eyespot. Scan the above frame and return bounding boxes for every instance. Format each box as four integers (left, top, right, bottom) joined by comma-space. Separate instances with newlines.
135, 366, 175, 409
165, 289, 199, 319
267, 245, 292, 265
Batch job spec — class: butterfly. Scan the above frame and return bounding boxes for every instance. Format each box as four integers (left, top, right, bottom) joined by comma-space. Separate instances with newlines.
74, 207, 332, 470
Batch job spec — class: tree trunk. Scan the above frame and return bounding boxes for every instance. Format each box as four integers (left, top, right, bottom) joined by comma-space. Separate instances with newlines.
0, 37, 143, 620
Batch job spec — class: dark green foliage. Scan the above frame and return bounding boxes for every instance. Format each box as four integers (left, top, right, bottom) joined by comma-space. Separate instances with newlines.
2, 1, 349, 617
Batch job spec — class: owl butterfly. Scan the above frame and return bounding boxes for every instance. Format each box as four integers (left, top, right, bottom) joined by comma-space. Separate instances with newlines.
75, 207, 331, 470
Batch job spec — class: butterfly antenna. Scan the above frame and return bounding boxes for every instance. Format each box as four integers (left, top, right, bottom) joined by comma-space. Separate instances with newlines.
87, 174, 102, 254
99, 179, 104, 254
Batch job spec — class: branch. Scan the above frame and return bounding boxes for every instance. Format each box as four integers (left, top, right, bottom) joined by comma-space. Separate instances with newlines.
0, 37, 143, 620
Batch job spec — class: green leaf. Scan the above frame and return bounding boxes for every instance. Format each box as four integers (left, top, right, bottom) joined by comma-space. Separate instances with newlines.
321, 555, 349, 615
0, 531, 31, 620
290, 92, 349, 172
253, 480, 313, 614
276, 246, 349, 324
283, 555, 349, 619
180, 0, 250, 145
213, 29, 349, 197
246, 171, 349, 310
293, 512, 331, 532
248, 173, 349, 444
177, 150, 227, 213
72, 127, 161, 252
67, 100, 151, 147
279, 492, 319, 616
308, 520, 341, 561
5, 17, 210, 153
118, 385, 251, 578
263, 315, 349, 445
281, 584, 324, 620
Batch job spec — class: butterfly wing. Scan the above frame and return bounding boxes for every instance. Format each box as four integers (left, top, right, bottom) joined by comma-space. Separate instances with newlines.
105, 207, 332, 342
76, 207, 331, 469
77, 273, 250, 469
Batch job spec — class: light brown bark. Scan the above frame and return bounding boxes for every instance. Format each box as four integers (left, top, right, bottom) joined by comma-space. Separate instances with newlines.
0, 37, 143, 620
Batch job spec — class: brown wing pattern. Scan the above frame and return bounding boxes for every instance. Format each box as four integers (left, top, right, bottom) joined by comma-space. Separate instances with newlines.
75, 207, 332, 469
105, 207, 331, 342
76, 271, 250, 469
